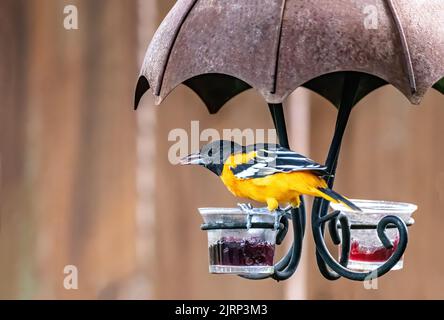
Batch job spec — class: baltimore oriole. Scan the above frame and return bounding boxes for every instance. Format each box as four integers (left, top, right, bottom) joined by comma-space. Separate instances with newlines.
180, 140, 360, 212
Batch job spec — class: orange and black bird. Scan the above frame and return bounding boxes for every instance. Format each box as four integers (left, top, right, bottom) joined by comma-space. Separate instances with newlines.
180, 140, 360, 212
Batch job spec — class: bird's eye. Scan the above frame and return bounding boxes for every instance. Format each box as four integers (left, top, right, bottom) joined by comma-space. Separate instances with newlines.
208, 149, 213, 157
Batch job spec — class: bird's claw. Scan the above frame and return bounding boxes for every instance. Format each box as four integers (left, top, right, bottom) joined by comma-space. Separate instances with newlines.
238, 203, 291, 231
277, 206, 292, 218
238, 203, 254, 229
238, 203, 254, 212
274, 207, 288, 230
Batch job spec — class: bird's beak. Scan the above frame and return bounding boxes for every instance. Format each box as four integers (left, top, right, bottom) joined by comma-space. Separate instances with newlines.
179, 152, 205, 166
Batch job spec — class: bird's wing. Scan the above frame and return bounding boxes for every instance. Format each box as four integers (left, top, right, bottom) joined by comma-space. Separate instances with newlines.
231, 144, 330, 179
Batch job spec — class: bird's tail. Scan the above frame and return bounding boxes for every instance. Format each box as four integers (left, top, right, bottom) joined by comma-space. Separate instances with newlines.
317, 188, 362, 212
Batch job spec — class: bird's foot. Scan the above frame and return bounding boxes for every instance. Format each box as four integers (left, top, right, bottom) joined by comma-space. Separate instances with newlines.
277, 205, 293, 220
237, 203, 254, 229
238, 203, 254, 212
274, 207, 291, 230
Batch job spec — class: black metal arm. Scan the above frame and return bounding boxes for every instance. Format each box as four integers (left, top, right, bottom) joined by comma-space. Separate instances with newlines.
311, 73, 409, 281
243, 73, 408, 282
241, 103, 305, 281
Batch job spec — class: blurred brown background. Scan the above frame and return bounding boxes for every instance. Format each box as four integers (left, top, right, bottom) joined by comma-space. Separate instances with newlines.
1, 0, 444, 299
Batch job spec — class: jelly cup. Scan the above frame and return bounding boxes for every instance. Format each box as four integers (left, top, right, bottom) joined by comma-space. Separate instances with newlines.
199, 207, 278, 275
330, 200, 417, 272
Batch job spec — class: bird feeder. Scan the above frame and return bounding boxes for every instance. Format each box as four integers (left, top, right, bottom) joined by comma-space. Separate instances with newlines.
134, 0, 444, 282
331, 200, 416, 272
200, 206, 281, 275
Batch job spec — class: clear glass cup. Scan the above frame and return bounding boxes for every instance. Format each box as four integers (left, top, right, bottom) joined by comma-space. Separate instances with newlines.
199, 207, 278, 275
330, 200, 417, 272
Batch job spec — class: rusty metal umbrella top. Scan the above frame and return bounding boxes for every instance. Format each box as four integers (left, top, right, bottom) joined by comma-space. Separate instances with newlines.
135, 0, 444, 113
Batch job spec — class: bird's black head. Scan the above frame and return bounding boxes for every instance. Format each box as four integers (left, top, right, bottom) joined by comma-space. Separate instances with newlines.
180, 140, 242, 176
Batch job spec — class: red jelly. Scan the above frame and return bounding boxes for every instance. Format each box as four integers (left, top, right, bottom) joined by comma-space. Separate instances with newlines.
209, 237, 275, 267
349, 238, 399, 262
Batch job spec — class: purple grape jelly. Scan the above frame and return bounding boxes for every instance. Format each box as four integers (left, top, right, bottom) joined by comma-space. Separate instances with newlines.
209, 237, 275, 267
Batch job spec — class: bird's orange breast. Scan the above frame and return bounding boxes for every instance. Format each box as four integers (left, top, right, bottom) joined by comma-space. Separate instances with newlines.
220, 152, 327, 204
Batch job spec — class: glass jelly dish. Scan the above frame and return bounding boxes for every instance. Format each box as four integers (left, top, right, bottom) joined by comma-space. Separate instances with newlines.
331, 200, 417, 272
199, 207, 278, 275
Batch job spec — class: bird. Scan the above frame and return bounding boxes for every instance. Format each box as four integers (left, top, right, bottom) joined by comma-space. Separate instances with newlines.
180, 140, 360, 212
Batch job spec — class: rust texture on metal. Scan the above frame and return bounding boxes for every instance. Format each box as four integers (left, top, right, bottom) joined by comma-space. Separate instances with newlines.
135, 0, 444, 112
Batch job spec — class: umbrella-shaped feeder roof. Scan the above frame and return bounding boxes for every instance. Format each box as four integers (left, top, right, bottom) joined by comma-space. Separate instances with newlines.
135, 0, 444, 113
134, 0, 444, 282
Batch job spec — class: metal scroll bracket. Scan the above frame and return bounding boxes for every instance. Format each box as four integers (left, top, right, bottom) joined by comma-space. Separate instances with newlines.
242, 72, 409, 282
